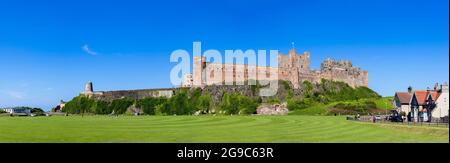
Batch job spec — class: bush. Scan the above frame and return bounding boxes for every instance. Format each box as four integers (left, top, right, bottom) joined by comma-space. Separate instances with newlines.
330, 100, 379, 115
136, 97, 168, 115
168, 89, 192, 115
63, 96, 96, 114
30, 108, 45, 116
91, 100, 111, 114
154, 104, 168, 116
218, 93, 260, 115
302, 81, 314, 98
196, 94, 213, 113
281, 80, 293, 98
109, 98, 134, 115
287, 98, 315, 110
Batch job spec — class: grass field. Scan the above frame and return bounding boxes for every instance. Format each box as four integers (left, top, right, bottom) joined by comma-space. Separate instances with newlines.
0, 115, 448, 143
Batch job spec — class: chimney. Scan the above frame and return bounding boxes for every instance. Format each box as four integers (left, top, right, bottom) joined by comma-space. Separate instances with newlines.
441, 82, 448, 93
407, 86, 413, 94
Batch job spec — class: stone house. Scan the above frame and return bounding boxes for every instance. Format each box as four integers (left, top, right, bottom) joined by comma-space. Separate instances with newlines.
408, 83, 448, 122
428, 83, 449, 120
393, 90, 413, 115
394, 83, 449, 122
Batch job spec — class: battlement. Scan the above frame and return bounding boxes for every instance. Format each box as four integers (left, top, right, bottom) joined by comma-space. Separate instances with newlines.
321, 58, 353, 69
187, 48, 369, 89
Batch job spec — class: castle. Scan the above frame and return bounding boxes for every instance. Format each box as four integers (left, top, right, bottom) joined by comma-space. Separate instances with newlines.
82, 48, 368, 100
182, 48, 368, 89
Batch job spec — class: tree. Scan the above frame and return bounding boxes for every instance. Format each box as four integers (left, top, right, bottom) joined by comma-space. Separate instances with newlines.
196, 94, 213, 113
218, 93, 259, 115
302, 80, 314, 98
109, 98, 134, 115
31, 108, 45, 116
169, 89, 191, 115
136, 97, 168, 115
287, 98, 315, 110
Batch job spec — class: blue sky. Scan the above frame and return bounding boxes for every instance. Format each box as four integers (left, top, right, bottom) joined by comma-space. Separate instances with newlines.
0, 0, 448, 110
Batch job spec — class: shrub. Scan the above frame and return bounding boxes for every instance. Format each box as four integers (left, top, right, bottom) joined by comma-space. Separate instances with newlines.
169, 89, 191, 115
91, 100, 111, 114
218, 93, 260, 115
287, 98, 315, 110
196, 94, 213, 113
109, 98, 134, 114
330, 100, 379, 115
136, 97, 168, 115
30, 108, 45, 116
302, 80, 314, 98
63, 96, 96, 114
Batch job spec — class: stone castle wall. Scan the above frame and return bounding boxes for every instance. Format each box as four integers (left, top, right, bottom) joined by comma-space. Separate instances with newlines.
185, 48, 368, 89
85, 88, 175, 101
84, 48, 368, 101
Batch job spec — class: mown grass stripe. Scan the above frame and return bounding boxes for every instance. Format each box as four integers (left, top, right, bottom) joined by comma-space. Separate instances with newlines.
0, 116, 447, 143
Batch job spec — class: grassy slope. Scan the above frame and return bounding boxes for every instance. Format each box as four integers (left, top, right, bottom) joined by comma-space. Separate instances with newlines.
0, 115, 447, 143
289, 97, 394, 115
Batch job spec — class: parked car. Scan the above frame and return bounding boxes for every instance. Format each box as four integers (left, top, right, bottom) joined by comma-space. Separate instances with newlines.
375, 116, 382, 120
389, 110, 403, 122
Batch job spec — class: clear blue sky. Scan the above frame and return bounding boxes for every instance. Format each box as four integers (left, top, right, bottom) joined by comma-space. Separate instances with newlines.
0, 0, 448, 110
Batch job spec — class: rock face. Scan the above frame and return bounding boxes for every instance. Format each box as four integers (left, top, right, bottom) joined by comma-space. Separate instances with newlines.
257, 103, 289, 115
127, 104, 143, 115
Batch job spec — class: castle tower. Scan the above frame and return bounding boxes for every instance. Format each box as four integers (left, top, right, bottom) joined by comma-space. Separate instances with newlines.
193, 56, 206, 87
362, 71, 369, 87
85, 81, 93, 95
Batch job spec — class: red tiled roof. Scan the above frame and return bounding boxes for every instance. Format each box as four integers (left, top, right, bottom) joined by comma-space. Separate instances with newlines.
414, 91, 429, 105
414, 90, 441, 105
395, 92, 412, 104
428, 91, 441, 101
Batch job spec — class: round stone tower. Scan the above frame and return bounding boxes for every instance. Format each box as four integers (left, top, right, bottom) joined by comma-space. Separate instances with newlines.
85, 81, 93, 95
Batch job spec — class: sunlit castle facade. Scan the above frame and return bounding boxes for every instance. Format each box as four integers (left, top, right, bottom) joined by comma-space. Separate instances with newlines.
183, 48, 368, 89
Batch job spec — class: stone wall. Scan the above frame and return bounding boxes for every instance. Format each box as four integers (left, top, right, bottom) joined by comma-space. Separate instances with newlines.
87, 88, 175, 101
188, 49, 369, 89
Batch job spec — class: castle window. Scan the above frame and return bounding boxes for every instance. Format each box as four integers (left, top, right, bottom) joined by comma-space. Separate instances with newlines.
210, 70, 214, 78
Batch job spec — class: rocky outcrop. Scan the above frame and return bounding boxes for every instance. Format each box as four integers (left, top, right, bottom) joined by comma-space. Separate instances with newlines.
256, 103, 289, 115
127, 104, 143, 115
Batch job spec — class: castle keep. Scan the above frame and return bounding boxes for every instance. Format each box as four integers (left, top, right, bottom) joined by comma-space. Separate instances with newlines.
183, 48, 368, 89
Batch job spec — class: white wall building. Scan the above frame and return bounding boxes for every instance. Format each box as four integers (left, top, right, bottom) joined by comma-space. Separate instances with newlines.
431, 83, 449, 118
2, 108, 31, 114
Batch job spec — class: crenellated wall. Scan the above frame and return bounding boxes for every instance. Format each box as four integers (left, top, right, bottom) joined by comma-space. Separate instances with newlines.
187, 49, 369, 89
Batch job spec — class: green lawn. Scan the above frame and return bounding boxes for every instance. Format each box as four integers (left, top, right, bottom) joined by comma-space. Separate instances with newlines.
0, 115, 448, 143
